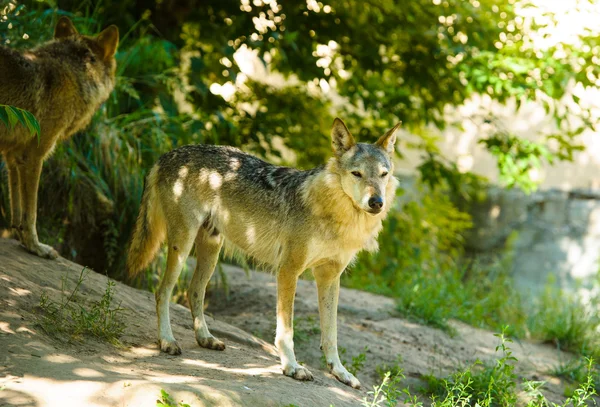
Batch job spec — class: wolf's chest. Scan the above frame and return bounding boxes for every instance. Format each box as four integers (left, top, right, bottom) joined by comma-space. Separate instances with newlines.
305, 219, 382, 268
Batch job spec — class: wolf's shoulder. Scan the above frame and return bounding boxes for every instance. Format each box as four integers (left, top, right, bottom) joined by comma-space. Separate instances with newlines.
0, 46, 37, 76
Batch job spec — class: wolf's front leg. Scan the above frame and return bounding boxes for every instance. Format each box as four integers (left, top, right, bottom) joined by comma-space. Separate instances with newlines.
5, 155, 23, 242
18, 155, 58, 259
314, 263, 361, 389
275, 267, 313, 381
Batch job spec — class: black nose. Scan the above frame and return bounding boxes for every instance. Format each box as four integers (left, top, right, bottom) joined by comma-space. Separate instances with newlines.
368, 196, 383, 210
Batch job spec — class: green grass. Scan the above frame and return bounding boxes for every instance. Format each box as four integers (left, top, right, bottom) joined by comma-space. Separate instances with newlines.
363, 329, 599, 407
156, 390, 190, 407
36, 268, 125, 344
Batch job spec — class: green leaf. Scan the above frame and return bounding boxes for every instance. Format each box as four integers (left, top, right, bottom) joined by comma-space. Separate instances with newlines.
0, 104, 41, 142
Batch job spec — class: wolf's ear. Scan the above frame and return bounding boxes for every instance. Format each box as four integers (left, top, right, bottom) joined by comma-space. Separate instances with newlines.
54, 17, 78, 39
331, 118, 356, 157
376, 122, 401, 155
97, 25, 119, 60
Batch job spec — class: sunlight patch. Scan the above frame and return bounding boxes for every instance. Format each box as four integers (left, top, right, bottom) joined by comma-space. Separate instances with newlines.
209, 172, 223, 190
173, 180, 184, 198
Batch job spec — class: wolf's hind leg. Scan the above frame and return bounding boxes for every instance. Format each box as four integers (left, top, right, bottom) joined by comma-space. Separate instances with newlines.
188, 225, 225, 350
314, 262, 361, 389
156, 222, 198, 355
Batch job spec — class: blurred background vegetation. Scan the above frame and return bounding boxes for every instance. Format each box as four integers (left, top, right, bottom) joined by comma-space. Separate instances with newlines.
2, 0, 600, 360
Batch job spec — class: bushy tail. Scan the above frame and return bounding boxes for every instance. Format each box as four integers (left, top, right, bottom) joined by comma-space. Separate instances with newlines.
127, 166, 166, 277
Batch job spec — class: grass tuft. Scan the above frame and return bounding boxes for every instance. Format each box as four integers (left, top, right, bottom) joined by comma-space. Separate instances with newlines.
36, 267, 125, 344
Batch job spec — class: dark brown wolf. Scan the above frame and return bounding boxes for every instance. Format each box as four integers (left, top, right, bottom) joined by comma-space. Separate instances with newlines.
0, 17, 119, 259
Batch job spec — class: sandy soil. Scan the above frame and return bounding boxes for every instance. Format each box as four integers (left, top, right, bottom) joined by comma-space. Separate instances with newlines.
0, 238, 581, 406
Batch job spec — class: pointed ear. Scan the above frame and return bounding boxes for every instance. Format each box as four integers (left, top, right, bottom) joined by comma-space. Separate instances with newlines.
331, 118, 356, 157
96, 25, 119, 60
376, 122, 401, 155
54, 16, 78, 39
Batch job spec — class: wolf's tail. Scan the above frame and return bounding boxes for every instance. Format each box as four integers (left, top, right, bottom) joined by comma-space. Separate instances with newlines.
127, 165, 166, 277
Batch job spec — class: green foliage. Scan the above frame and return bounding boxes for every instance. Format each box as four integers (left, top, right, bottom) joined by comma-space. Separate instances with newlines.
293, 315, 320, 345
480, 129, 556, 193
347, 346, 368, 376
528, 279, 600, 361
524, 358, 598, 407
368, 333, 598, 407
362, 370, 405, 407
0, 104, 40, 141
37, 268, 125, 343
424, 329, 519, 406
156, 389, 190, 407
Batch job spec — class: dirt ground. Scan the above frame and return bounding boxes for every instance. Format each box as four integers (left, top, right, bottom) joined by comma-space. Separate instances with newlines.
0, 238, 581, 406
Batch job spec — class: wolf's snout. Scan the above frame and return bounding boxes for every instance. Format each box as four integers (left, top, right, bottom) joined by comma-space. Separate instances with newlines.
368, 196, 384, 211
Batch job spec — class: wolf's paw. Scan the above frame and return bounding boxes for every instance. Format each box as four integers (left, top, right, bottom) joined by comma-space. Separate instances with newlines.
283, 364, 314, 381
331, 366, 361, 389
159, 338, 182, 355
196, 335, 225, 351
25, 242, 59, 260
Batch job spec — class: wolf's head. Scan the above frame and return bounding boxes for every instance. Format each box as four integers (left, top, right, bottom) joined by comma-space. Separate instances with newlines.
47, 17, 119, 100
330, 118, 401, 215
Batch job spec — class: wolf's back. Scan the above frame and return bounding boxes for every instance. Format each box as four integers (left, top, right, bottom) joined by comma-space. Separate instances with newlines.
127, 166, 167, 276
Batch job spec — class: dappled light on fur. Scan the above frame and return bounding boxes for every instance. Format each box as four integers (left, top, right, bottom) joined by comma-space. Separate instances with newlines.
208, 172, 223, 190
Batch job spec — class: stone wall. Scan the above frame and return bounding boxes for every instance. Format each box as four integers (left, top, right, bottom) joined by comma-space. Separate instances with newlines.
465, 187, 600, 295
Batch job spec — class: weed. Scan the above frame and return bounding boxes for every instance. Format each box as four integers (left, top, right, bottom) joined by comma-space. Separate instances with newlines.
367, 330, 599, 407
529, 280, 600, 361
423, 327, 518, 406
362, 371, 405, 407
156, 389, 190, 407
524, 358, 598, 407
37, 268, 125, 343
376, 355, 404, 379
551, 359, 590, 385
320, 346, 368, 376
293, 315, 320, 344
348, 346, 368, 376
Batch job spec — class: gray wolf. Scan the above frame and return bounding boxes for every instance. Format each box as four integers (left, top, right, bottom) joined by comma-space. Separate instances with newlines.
127, 118, 400, 388
0, 17, 119, 259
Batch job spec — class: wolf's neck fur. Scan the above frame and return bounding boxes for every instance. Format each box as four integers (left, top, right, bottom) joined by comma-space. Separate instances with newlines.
301, 158, 397, 252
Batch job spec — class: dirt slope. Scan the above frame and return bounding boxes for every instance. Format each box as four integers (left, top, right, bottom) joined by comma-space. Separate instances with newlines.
0, 238, 577, 406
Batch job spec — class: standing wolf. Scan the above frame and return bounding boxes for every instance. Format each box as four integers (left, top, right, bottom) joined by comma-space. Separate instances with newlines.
127, 118, 400, 388
0, 17, 119, 259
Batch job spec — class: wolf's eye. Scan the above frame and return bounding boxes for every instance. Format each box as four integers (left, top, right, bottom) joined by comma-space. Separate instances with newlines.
381, 172, 389, 177
351, 171, 362, 178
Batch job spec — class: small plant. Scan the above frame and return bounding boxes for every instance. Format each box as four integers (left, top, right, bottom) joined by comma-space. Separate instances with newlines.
423, 327, 518, 407
293, 315, 320, 344
348, 346, 368, 376
524, 358, 598, 407
362, 371, 405, 407
320, 346, 368, 376
551, 359, 590, 385
376, 355, 404, 379
37, 267, 125, 343
528, 279, 600, 362
156, 389, 190, 407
